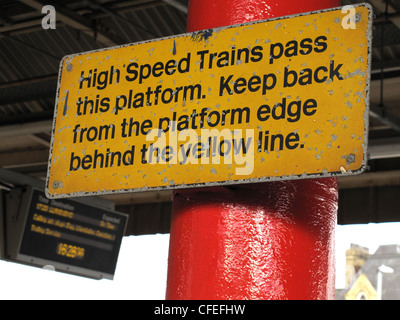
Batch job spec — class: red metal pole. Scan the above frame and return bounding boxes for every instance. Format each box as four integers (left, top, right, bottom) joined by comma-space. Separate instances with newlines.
166, 0, 340, 300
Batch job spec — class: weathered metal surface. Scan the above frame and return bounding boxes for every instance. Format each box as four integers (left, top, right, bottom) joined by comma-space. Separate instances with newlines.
46, 4, 372, 198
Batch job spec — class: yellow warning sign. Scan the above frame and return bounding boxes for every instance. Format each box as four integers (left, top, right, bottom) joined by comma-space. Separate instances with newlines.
46, 4, 372, 198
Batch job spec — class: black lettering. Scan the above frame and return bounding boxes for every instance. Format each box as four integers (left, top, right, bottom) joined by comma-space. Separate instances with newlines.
152, 62, 164, 77
125, 62, 138, 82
219, 75, 233, 96
142, 120, 152, 135
161, 88, 174, 104
109, 151, 121, 167
99, 97, 110, 112
121, 118, 153, 137
314, 36, 328, 53
248, 75, 261, 92
177, 115, 189, 131
269, 42, 283, 64
79, 70, 92, 89
299, 38, 313, 55
140, 144, 148, 164
287, 101, 302, 122
178, 53, 191, 73
283, 67, 297, 87
250, 45, 263, 62
303, 98, 318, 116
81, 154, 92, 170
329, 60, 344, 80
217, 51, 229, 68
86, 127, 97, 142
133, 92, 144, 108
262, 73, 277, 94
93, 149, 104, 169
114, 95, 127, 115
233, 78, 247, 94
139, 64, 151, 84
298, 68, 312, 86
209, 52, 217, 69
257, 104, 271, 121
122, 146, 135, 165
270, 134, 284, 151
69, 152, 80, 171
96, 70, 108, 90
218, 139, 231, 157
272, 98, 286, 120
158, 116, 171, 133
231, 107, 250, 124
109, 66, 120, 86
237, 47, 250, 64
314, 66, 328, 83
197, 50, 208, 70
285, 40, 298, 58
183, 84, 202, 101
207, 111, 220, 127
76, 97, 83, 116
148, 144, 160, 164
285, 132, 300, 149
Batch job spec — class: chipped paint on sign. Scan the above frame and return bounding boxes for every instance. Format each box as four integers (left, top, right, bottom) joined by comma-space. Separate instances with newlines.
46, 4, 372, 198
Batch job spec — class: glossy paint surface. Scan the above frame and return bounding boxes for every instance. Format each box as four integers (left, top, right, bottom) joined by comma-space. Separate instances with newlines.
187, 0, 341, 30
166, 0, 340, 300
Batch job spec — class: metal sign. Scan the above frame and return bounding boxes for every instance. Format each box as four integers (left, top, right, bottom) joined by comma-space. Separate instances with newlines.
9, 187, 127, 279
46, 4, 372, 198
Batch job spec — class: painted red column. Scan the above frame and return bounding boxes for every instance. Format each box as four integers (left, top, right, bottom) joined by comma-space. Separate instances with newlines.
166, 0, 340, 300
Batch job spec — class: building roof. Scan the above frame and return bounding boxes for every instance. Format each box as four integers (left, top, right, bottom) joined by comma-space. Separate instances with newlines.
339, 244, 400, 300
361, 244, 400, 299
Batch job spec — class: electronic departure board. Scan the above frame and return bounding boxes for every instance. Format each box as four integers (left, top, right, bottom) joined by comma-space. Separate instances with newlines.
12, 188, 128, 279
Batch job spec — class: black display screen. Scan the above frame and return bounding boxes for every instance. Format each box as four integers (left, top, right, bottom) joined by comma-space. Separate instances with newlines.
18, 189, 127, 278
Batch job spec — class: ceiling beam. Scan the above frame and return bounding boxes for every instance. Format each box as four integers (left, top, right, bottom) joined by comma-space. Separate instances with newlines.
369, 136, 400, 159
29, 134, 50, 147
86, 0, 158, 39
0, 1, 167, 37
103, 190, 172, 205
0, 148, 49, 168
0, 119, 52, 137
19, 0, 122, 46
0, 74, 57, 89
373, 0, 400, 30
162, 0, 188, 13
370, 103, 400, 133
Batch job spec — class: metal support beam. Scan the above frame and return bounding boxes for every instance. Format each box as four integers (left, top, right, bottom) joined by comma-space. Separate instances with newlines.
370, 103, 400, 132
338, 185, 400, 225
338, 170, 400, 189
0, 1, 167, 37
0, 119, 52, 137
0, 148, 49, 168
373, 0, 400, 31
86, 0, 158, 39
162, 0, 188, 13
369, 137, 400, 159
19, 0, 122, 46
0, 74, 57, 89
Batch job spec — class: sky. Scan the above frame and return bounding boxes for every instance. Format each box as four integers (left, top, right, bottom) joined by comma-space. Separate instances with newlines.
1, 222, 400, 299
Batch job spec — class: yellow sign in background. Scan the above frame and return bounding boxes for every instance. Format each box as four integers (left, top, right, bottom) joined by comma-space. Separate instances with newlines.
46, 4, 372, 198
